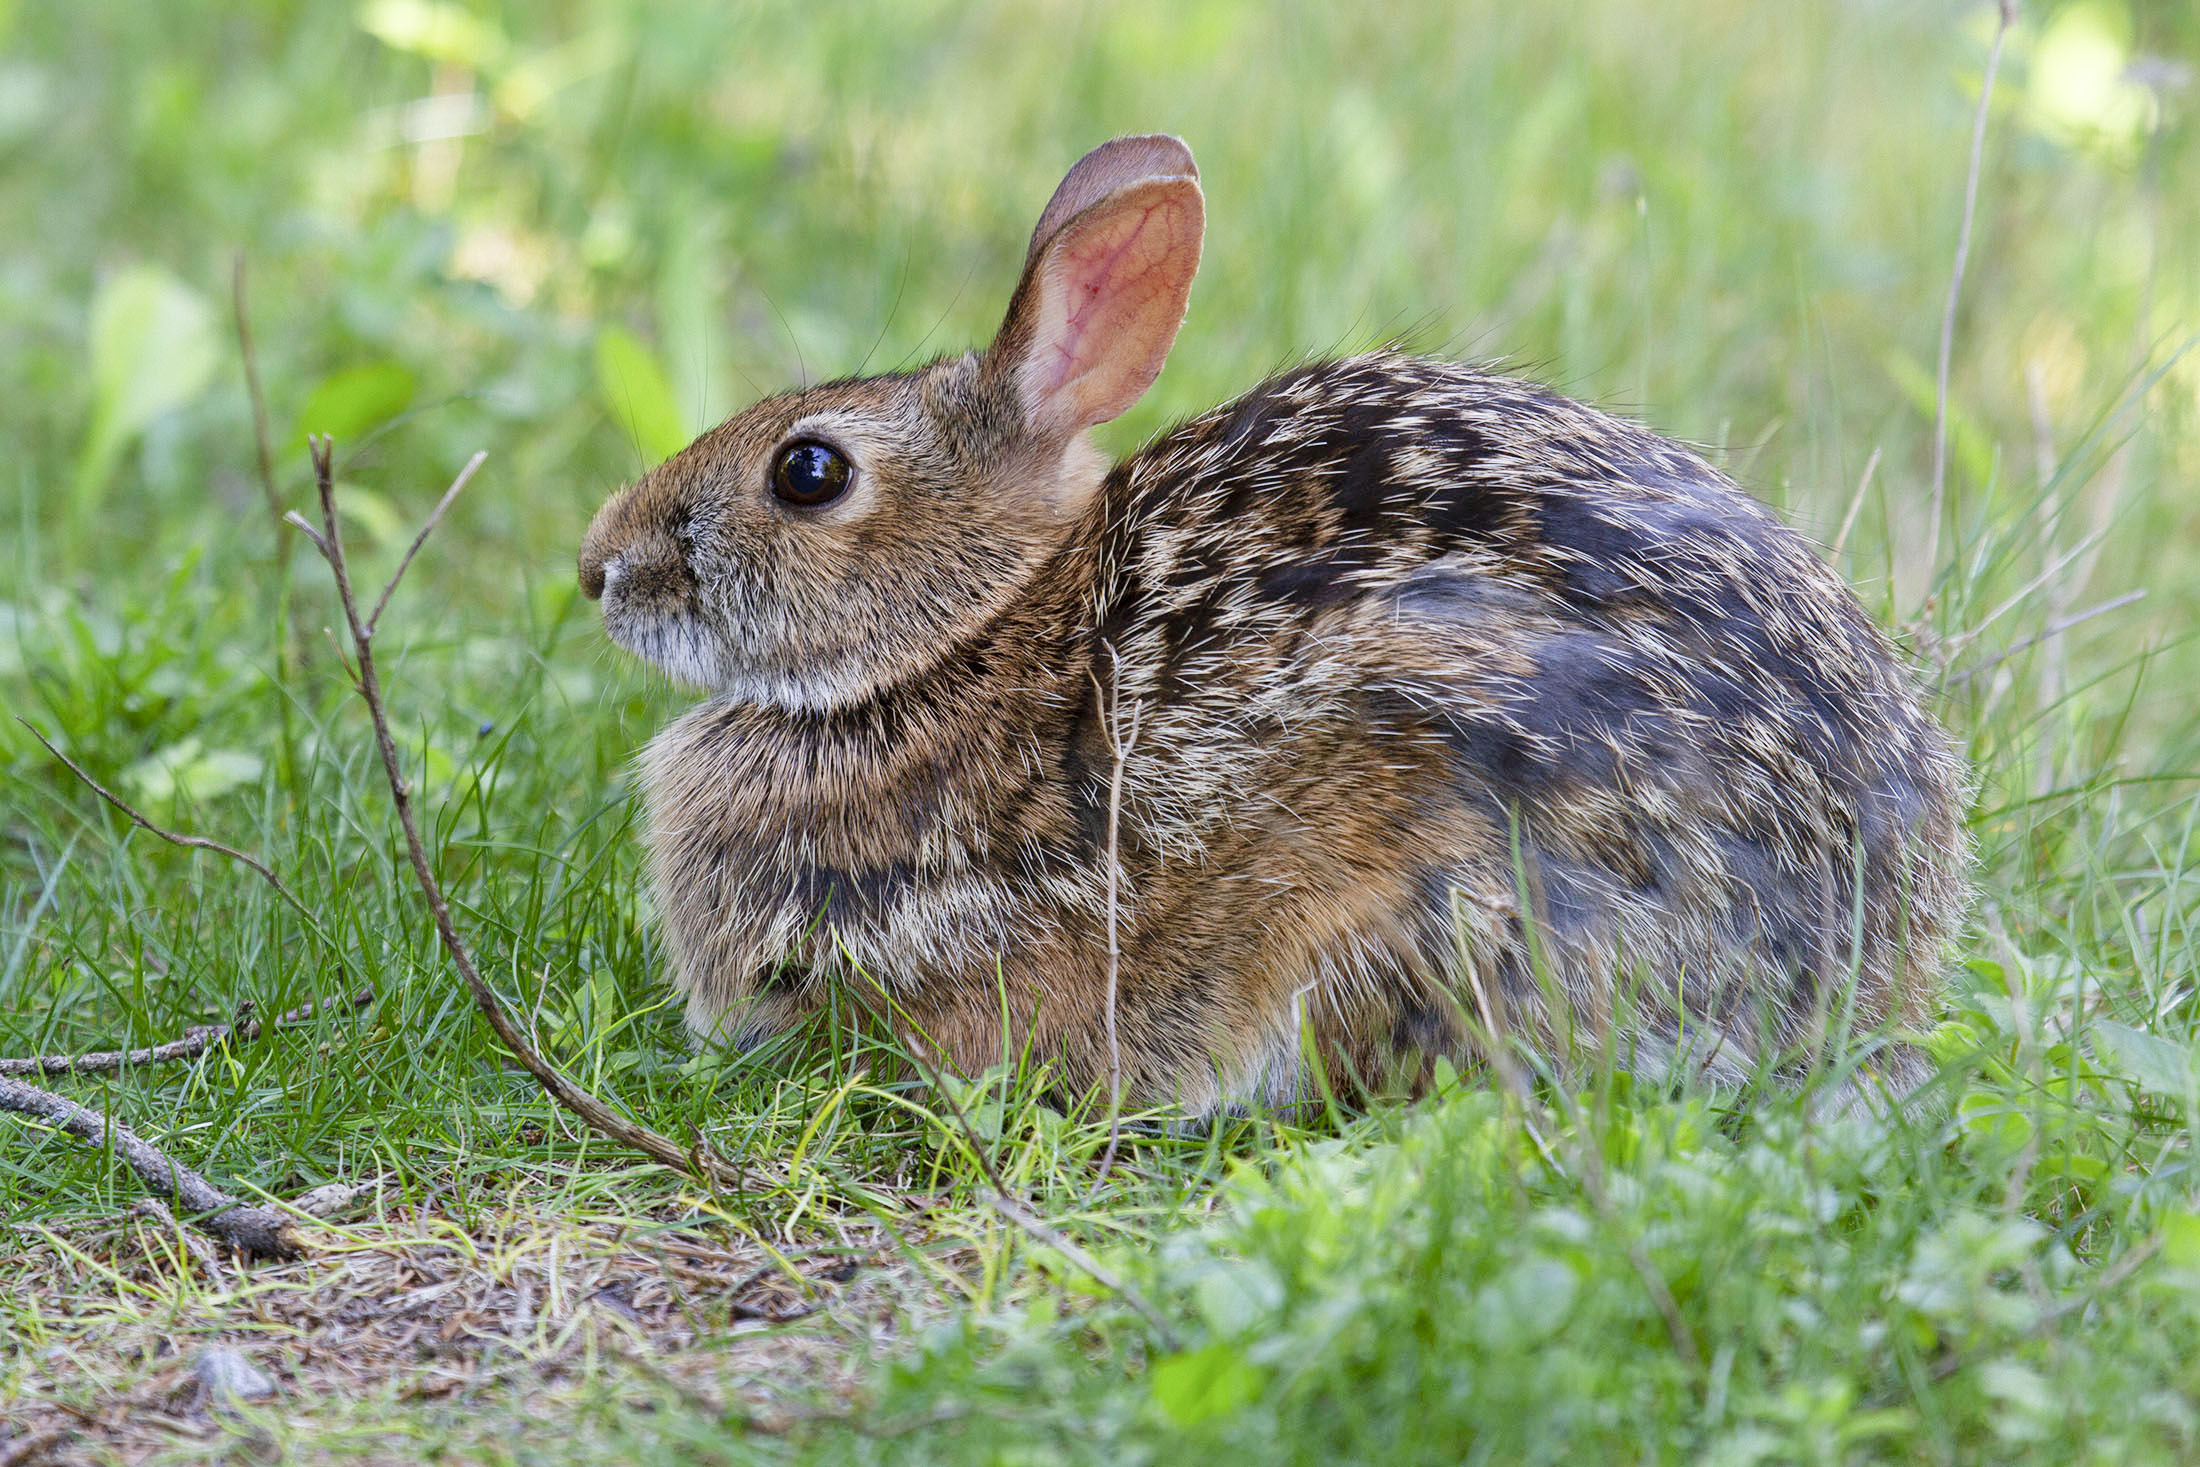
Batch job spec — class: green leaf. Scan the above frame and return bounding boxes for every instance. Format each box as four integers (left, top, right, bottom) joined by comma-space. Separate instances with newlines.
74, 264, 219, 511
1193, 1260, 1283, 1339
1474, 1256, 1579, 1346
2026, 3, 2150, 157
296, 362, 417, 447
593, 325, 689, 465
1957, 1092, 2033, 1157
333, 483, 407, 549
2092, 1020, 2193, 1100
123, 738, 264, 806
1150, 1343, 1265, 1427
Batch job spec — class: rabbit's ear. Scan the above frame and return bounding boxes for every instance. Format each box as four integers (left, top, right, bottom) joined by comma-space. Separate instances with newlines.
985, 135, 1204, 442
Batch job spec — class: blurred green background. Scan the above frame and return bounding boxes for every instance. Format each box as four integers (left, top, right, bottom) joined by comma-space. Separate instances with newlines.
5, 0, 2193, 598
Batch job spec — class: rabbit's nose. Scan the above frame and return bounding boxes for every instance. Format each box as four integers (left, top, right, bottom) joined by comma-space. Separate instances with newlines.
578, 500, 622, 599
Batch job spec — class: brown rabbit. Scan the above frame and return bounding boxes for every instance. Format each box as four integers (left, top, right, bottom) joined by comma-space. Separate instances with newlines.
578, 134, 1969, 1115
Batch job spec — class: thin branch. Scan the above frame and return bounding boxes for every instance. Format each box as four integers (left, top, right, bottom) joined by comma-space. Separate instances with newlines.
1865, 1235, 2164, 1406
1510, 985, 1700, 1374
2023, 361, 2058, 489
1949, 590, 2147, 686
16, 708, 373, 1253
1568, 1122, 1702, 1374
907, 1042, 1183, 1351
283, 508, 331, 560
0, 1073, 363, 1259
1948, 526, 2111, 652
1088, 658, 1142, 1192
1452, 890, 1530, 1101
294, 437, 745, 1190
368, 449, 486, 637
18, 720, 313, 922
0, 1427, 76, 1467
990, 1191, 1182, 1348
0, 987, 373, 1078
1924, 0, 2017, 595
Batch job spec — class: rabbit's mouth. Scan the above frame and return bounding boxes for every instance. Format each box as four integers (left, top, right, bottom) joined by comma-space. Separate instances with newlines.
602, 586, 886, 714
599, 602, 727, 692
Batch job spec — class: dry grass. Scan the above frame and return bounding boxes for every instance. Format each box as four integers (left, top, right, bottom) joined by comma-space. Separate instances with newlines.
1, 1185, 964, 1464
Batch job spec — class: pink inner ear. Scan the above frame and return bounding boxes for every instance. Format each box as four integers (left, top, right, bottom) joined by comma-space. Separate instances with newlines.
1023, 181, 1202, 434
1039, 200, 1175, 391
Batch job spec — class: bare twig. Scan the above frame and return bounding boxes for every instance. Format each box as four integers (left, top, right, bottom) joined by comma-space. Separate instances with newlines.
0, 1074, 364, 1259
291, 437, 744, 1190
2042, 1234, 2163, 1325
1088, 659, 1142, 1192
19, 720, 312, 921
14, 719, 375, 1253
909, 1044, 1183, 1350
1948, 590, 2147, 686
1865, 1235, 2163, 1406
1569, 1125, 1702, 1374
1924, 0, 2016, 596
1519, 1007, 1701, 1374
367, 449, 486, 637
0, 987, 374, 1078
1452, 890, 1530, 1101
1947, 527, 2110, 652
2023, 361, 2058, 489
990, 1191, 1181, 1347
0, 1427, 76, 1467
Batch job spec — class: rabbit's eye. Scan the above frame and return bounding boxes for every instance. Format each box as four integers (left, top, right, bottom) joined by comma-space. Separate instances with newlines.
770, 440, 852, 508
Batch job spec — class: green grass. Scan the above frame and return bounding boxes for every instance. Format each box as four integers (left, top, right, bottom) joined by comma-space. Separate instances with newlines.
5, 0, 2200, 1461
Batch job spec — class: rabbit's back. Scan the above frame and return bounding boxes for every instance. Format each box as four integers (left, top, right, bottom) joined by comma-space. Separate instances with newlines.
1083, 353, 1967, 1086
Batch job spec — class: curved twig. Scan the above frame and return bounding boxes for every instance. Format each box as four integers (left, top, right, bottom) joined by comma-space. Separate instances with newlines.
292, 437, 745, 1190
368, 449, 485, 636
17, 721, 312, 922
1087, 657, 1142, 1192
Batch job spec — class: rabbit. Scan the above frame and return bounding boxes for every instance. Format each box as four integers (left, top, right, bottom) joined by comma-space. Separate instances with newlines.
577, 134, 1970, 1116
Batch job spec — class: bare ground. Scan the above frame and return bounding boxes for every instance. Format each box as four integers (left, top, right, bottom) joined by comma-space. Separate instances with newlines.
0, 1187, 963, 1465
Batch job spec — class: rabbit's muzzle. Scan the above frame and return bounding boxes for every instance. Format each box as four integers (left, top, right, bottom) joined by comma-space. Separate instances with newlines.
579, 470, 702, 606
580, 527, 693, 609
578, 484, 720, 685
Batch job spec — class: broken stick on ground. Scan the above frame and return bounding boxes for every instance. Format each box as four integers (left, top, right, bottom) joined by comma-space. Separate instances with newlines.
5, 727, 380, 1257
0, 987, 374, 1079
0, 1073, 365, 1259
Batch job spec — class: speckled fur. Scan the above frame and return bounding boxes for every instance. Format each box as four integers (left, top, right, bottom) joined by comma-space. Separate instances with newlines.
579, 151, 1968, 1116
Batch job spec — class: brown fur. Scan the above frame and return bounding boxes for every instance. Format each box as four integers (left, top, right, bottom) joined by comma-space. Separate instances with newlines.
577, 137, 1970, 1115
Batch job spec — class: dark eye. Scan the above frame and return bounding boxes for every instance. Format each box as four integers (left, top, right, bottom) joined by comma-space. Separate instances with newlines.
770, 440, 852, 508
